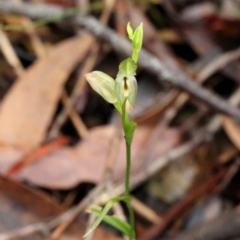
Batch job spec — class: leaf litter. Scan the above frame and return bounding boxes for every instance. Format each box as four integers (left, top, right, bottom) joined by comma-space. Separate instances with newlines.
0, 125, 181, 189
0, 34, 93, 150
1, 0, 240, 239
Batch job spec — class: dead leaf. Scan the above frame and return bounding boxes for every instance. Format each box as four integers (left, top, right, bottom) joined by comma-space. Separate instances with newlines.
0, 35, 93, 150
0, 176, 62, 238
1, 125, 181, 189
7, 136, 70, 176
0, 177, 122, 240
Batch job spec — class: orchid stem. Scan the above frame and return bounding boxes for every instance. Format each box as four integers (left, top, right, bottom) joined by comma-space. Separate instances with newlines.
125, 141, 135, 240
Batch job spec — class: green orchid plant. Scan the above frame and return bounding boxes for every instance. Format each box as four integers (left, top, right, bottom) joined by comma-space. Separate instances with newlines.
84, 22, 143, 240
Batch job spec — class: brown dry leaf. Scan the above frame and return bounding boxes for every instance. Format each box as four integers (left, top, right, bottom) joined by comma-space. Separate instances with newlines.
0, 177, 122, 240
1, 124, 181, 189
0, 35, 93, 150
0, 176, 63, 239
223, 116, 240, 150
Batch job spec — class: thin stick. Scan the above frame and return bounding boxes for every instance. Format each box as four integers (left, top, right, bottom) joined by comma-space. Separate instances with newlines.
0, 29, 24, 76
196, 47, 240, 82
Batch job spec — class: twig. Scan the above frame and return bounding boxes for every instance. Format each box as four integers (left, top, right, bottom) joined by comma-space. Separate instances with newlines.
1, 1, 240, 120
214, 159, 240, 194
0, 29, 24, 76
0, 223, 50, 240
20, 17, 46, 57
60, 90, 89, 139
131, 197, 161, 223
197, 47, 240, 82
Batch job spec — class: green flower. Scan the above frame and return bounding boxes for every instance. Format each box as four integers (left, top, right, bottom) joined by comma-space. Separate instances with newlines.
115, 58, 137, 109
85, 71, 117, 104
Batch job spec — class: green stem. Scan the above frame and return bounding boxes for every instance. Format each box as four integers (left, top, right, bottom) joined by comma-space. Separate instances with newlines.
125, 141, 135, 240
121, 100, 135, 239
125, 142, 131, 196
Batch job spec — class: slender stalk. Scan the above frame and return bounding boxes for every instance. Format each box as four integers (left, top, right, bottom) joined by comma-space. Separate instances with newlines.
125, 142, 131, 196
121, 99, 135, 239
125, 141, 135, 240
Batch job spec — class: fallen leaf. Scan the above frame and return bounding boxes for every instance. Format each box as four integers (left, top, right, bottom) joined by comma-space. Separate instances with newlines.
0, 34, 93, 150
0, 177, 122, 240
1, 124, 182, 189
0, 176, 63, 235
7, 136, 70, 176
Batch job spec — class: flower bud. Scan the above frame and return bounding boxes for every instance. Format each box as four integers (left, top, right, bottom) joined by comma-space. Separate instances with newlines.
132, 23, 143, 53
85, 71, 117, 104
115, 59, 138, 109
127, 22, 134, 40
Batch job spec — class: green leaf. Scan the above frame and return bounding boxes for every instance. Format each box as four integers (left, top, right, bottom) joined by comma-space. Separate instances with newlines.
83, 196, 130, 238
118, 58, 137, 76
127, 22, 134, 40
91, 206, 132, 237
